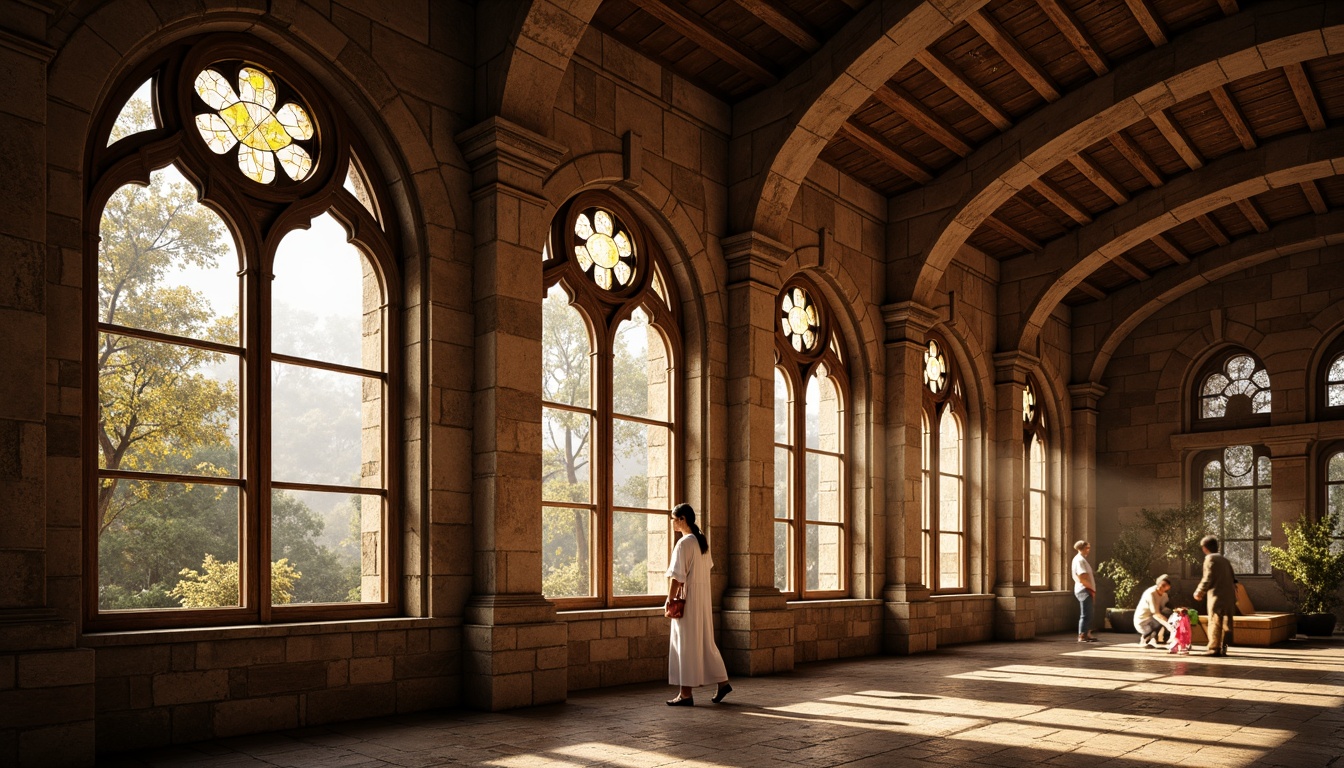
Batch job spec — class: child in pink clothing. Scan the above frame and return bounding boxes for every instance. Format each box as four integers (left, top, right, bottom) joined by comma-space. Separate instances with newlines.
1168, 608, 1192, 655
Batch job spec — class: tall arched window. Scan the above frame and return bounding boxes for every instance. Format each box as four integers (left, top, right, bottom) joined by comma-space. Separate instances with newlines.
1023, 379, 1049, 589
88, 40, 399, 629
1325, 447, 1344, 548
541, 194, 679, 608
1198, 445, 1272, 575
1195, 349, 1271, 428
773, 282, 848, 598
921, 335, 965, 593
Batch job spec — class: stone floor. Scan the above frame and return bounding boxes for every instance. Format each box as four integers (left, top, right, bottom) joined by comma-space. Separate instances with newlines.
101, 633, 1344, 767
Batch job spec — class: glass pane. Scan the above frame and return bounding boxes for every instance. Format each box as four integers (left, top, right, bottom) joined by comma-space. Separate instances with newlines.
1029, 437, 1044, 488
805, 374, 842, 452
99, 165, 239, 344
922, 530, 933, 588
1330, 355, 1344, 383
774, 521, 791, 592
343, 158, 379, 222
1223, 445, 1253, 477
273, 213, 378, 369
1203, 461, 1222, 488
97, 333, 239, 476
774, 447, 791, 520
1256, 489, 1272, 538
272, 363, 375, 486
774, 369, 790, 444
1227, 355, 1255, 380
1223, 490, 1253, 538
542, 506, 593, 598
109, 79, 156, 145
1257, 456, 1271, 484
1256, 544, 1272, 575
806, 452, 842, 522
1203, 492, 1221, 532
1329, 452, 1344, 482
1252, 390, 1271, 414
939, 410, 961, 474
806, 523, 842, 591
1252, 369, 1270, 389
1202, 373, 1229, 396
1328, 484, 1344, 516
542, 407, 591, 504
939, 533, 962, 589
1030, 491, 1044, 536
97, 479, 238, 611
542, 284, 591, 408
1330, 383, 1344, 407
1202, 395, 1226, 419
613, 308, 669, 420
271, 489, 375, 604
613, 420, 671, 510
921, 412, 931, 471
939, 473, 962, 533
1223, 540, 1253, 574
1030, 540, 1045, 586
613, 511, 669, 596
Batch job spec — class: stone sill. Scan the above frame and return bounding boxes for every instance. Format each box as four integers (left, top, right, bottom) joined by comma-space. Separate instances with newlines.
81, 616, 459, 647
930, 593, 995, 602
1032, 590, 1074, 597
556, 607, 666, 621
786, 598, 883, 610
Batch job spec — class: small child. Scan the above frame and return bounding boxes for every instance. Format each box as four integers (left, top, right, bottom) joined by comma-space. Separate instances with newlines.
1168, 607, 1192, 655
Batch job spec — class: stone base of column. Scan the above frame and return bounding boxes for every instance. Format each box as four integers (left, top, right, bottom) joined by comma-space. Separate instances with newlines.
882, 585, 937, 655
993, 585, 1036, 641
0, 610, 94, 767
719, 588, 793, 676
463, 595, 567, 711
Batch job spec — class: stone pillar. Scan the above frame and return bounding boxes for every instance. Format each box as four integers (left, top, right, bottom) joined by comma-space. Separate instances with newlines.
0, 22, 94, 767
1069, 383, 1106, 633
457, 118, 567, 710
720, 232, 793, 676
880, 302, 939, 654
1264, 438, 1311, 551
990, 352, 1035, 641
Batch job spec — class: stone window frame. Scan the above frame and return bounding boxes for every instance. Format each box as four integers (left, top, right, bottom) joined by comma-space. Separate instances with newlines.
84, 37, 402, 631
1316, 333, 1344, 420
541, 191, 683, 610
1191, 347, 1272, 431
1193, 445, 1273, 576
1321, 442, 1344, 546
1022, 376, 1050, 590
921, 331, 968, 595
773, 277, 850, 600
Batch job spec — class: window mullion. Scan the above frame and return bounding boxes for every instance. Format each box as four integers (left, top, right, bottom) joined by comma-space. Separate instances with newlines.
597, 329, 614, 606
247, 250, 268, 622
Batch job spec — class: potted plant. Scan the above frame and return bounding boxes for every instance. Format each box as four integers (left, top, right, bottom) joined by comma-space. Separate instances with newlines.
1097, 528, 1153, 632
1264, 511, 1344, 637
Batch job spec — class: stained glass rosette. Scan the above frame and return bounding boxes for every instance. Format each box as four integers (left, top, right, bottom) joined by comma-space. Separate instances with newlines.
572, 209, 636, 291
1022, 384, 1036, 423
923, 340, 947, 394
780, 287, 820, 353
194, 66, 315, 184
1200, 354, 1271, 418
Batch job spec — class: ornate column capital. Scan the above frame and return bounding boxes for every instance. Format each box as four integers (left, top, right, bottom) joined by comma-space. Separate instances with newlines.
993, 350, 1039, 385
881, 301, 939, 345
457, 116, 566, 194
1069, 382, 1108, 412
723, 230, 788, 289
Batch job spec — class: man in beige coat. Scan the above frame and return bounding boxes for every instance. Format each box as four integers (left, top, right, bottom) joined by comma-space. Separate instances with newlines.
1193, 535, 1236, 657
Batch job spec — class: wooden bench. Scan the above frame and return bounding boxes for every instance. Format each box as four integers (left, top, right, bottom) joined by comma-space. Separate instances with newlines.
1195, 612, 1296, 646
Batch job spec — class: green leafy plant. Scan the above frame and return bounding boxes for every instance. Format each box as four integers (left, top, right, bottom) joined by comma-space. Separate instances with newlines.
1097, 528, 1154, 609
1263, 512, 1344, 615
1142, 502, 1209, 571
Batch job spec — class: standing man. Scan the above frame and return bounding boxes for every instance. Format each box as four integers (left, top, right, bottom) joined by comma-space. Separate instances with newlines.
1072, 541, 1098, 643
1193, 535, 1236, 656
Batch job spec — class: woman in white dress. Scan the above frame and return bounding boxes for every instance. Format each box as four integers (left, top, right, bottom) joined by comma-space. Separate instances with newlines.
665, 503, 730, 706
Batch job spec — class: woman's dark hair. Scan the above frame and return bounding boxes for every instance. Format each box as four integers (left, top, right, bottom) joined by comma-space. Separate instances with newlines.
673, 503, 708, 553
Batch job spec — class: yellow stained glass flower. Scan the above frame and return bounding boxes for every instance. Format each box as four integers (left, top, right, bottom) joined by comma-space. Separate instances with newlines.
194, 67, 314, 184
780, 287, 820, 353
572, 208, 635, 291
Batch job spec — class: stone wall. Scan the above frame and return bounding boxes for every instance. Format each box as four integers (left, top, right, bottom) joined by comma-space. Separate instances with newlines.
789, 601, 883, 664
934, 595, 996, 646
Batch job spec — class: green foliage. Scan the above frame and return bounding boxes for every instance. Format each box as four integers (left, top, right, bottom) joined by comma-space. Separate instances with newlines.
1141, 503, 1209, 570
1099, 504, 1211, 609
1263, 512, 1344, 614
169, 554, 301, 607
1098, 529, 1154, 609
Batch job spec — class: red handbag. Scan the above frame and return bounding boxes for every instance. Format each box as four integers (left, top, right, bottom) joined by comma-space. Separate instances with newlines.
665, 589, 685, 619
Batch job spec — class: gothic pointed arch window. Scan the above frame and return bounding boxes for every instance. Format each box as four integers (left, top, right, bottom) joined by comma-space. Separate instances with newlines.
87, 39, 400, 629
1023, 377, 1049, 589
773, 281, 848, 598
921, 333, 966, 593
541, 193, 680, 608
1194, 349, 1271, 428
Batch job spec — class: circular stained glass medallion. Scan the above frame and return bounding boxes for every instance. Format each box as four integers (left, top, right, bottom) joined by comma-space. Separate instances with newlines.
573, 208, 635, 291
1023, 384, 1036, 423
923, 340, 947, 394
779, 286, 820, 353
194, 65, 315, 184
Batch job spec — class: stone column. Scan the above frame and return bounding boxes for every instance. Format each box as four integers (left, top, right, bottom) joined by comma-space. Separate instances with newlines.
0, 22, 94, 767
457, 118, 567, 710
1264, 438, 1311, 551
990, 352, 1035, 641
1069, 383, 1106, 633
720, 231, 793, 676
880, 302, 939, 654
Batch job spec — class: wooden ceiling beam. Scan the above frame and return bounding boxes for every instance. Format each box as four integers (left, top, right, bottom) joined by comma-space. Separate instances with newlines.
873, 84, 973, 156
732, 0, 819, 52
1210, 86, 1257, 150
1111, 254, 1151, 281
1216, 0, 1239, 14
1075, 281, 1107, 301
984, 215, 1043, 253
1035, 0, 1108, 76
1196, 214, 1231, 246
1235, 198, 1269, 233
1151, 233, 1190, 264
1123, 0, 1168, 46
837, 121, 934, 184
1284, 63, 1327, 131
1032, 177, 1092, 225
966, 10, 1061, 102
1069, 153, 1129, 206
1301, 180, 1329, 214
629, 0, 778, 86
916, 49, 1012, 131
1150, 109, 1203, 170
1108, 131, 1164, 188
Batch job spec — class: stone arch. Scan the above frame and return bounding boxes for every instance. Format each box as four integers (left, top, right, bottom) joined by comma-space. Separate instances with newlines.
908, 1, 1340, 308
483, 0, 602, 136
732, 0, 991, 238
1155, 321, 1266, 433
1009, 125, 1344, 354
1084, 213, 1344, 384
